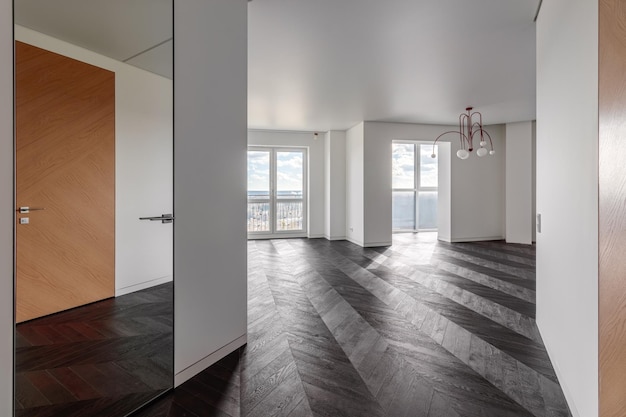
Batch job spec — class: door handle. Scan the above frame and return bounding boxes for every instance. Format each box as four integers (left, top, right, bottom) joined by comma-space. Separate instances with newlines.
139, 213, 174, 224
17, 206, 45, 214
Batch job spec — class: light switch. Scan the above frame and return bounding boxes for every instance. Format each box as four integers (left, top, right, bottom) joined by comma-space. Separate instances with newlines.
20, 217, 29, 225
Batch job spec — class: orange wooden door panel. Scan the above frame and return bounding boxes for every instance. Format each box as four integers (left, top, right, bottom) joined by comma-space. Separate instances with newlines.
600, 1, 626, 415
15, 41, 115, 323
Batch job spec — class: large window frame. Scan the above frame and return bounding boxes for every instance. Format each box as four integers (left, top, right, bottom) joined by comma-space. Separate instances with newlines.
247, 146, 308, 239
392, 141, 438, 232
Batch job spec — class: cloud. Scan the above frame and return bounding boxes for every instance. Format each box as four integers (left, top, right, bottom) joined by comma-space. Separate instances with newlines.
248, 150, 304, 192
392, 143, 438, 189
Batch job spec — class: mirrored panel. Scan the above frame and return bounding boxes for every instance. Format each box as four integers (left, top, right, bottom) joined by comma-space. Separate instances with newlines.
14, 1, 173, 415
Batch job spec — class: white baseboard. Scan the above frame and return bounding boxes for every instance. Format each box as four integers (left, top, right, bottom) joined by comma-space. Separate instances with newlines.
363, 241, 392, 247
536, 320, 583, 417
324, 235, 346, 241
308, 233, 325, 239
346, 237, 392, 247
448, 236, 504, 243
115, 275, 173, 297
174, 334, 247, 387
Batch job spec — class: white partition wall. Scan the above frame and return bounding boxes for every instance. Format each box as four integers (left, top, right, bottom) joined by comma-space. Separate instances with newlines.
536, 0, 599, 415
0, 0, 13, 411
174, 0, 248, 385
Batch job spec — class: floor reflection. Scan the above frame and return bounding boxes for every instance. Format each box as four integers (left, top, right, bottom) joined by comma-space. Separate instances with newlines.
15, 282, 173, 417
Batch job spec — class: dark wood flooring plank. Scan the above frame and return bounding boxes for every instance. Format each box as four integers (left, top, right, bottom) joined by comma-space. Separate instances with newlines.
18, 237, 574, 417
15, 282, 173, 417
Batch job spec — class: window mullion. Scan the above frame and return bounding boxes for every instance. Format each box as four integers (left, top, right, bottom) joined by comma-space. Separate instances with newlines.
414, 143, 419, 231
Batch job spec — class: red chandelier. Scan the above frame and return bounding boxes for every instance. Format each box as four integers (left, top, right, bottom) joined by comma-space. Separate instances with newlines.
431, 107, 494, 160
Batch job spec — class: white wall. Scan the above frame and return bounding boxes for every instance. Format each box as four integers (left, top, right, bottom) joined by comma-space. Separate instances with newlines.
115, 69, 173, 294
174, 0, 248, 385
450, 123, 505, 241
361, 121, 505, 244
437, 142, 452, 241
15, 26, 174, 296
505, 121, 533, 244
0, 0, 14, 412
532, 121, 537, 243
363, 122, 393, 246
325, 131, 347, 240
346, 123, 365, 245
536, 0, 598, 415
248, 130, 325, 238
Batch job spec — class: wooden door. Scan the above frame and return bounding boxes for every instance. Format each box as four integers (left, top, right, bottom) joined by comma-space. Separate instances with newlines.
599, 1, 626, 415
15, 41, 115, 323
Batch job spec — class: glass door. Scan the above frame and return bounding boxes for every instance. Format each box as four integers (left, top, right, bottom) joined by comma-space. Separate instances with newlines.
392, 142, 438, 231
247, 147, 307, 238
247, 149, 272, 233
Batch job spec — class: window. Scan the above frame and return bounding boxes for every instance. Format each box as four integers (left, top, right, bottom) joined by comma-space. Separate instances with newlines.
247, 147, 307, 237
392, 142, 438, 231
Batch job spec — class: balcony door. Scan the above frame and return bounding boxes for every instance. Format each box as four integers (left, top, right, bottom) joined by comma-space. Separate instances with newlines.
392, 142, 438, 232
247, 147, 307, 238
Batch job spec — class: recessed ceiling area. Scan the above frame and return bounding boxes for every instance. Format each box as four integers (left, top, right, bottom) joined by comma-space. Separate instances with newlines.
13, 0, 539, 131
14, 0, 173, 79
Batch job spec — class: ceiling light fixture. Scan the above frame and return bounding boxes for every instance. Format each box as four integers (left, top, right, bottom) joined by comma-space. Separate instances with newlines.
431, 107, 494, 160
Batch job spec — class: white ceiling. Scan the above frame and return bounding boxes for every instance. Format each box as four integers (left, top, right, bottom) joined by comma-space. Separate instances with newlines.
14, 0, 539, 131
249, 0, 540, 131
14, 0, 173, 79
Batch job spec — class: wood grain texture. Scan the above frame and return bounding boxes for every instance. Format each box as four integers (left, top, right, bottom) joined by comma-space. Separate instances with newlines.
15, 41, 115, 322
599, 1, 626, 416
139, 235, 569, 417
15, 282, 173, 416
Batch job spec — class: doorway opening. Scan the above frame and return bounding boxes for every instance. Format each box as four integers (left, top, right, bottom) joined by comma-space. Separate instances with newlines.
247, 147, 307, 238
392, 142, 438, 232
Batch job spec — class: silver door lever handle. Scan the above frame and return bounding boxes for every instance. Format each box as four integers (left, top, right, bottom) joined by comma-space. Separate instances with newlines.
139, 213, 174, 224
17, 207, 45, 213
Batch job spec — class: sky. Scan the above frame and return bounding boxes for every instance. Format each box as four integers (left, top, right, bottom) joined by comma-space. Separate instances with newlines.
392, 143, 438, 189
248, 144, 436, 194
248, 150, 303, 192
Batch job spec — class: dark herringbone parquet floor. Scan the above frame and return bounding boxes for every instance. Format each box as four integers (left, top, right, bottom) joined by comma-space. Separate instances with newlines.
138, 234, 571, 417
15, 282, 173, 417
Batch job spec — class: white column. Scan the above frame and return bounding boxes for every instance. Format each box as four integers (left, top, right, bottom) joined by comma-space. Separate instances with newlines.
505, 121, 533, 244
174, 0, 248, 385
324, 130, 347, 240
363, 122, 393, 246
345, 123, 365, 246
437, 142, 452, 242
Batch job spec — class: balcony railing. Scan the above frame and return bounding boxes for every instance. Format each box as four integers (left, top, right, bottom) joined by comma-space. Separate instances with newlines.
247, 201, 303, 233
